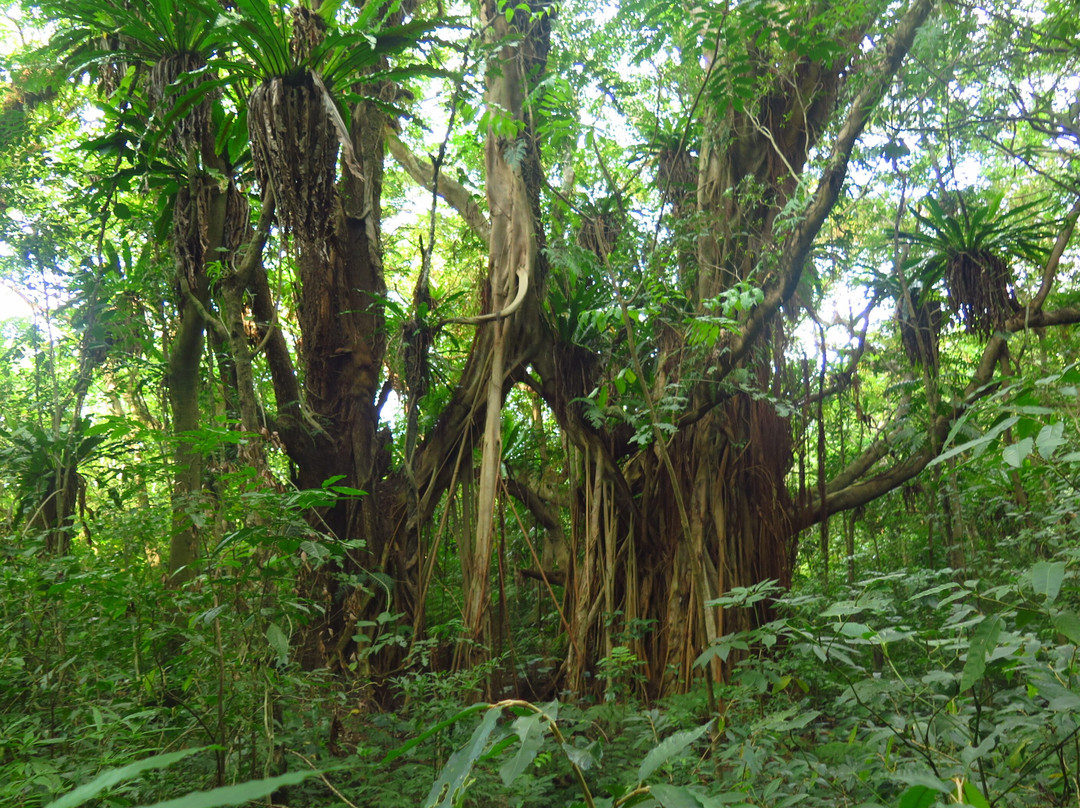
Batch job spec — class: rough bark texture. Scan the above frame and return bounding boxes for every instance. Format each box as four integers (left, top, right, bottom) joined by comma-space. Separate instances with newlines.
278, 94, 392, 672
135, 0, 1080, 702
160, 50, 232, 584
255, 0, 950, 696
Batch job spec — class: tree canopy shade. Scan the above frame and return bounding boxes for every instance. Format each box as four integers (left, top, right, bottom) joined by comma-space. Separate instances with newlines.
1, 0, 1079, 708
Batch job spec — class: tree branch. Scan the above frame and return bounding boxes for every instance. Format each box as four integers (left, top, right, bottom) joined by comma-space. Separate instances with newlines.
724, 0, 937, 374
384, 125, 491, 245
1029, 195, 1080, 313
795, 305, 1080, 530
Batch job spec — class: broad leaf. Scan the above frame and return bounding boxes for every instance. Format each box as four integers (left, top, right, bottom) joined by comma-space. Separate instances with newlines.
897, 785, 939, 808
959, 614, 1003, 692
133, 771, 325, 808
423, 707, 501, 808
1055, 611, 1080, 645
562, 739, 602, 771
1003, 437, 1033, 467
962, 780, 992, 808
929, 416, 1018, 468
381, 703, 489, 765
838, 621, 874, 639
499, 709, 549, 786
1031, 560, 1066, 604
650, 783, 705, 808
266, 623, 289, 666
46, 748, 210, 808
638, 721, 713, 783
1036, 422, 1066, 458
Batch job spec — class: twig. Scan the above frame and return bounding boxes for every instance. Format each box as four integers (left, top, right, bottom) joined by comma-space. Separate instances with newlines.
290, 750, 359, 808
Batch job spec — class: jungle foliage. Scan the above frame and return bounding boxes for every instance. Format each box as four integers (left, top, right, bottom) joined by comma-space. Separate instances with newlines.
1, 0, 1080, 803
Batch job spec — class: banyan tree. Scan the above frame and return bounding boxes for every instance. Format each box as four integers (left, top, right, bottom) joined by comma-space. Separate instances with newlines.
36, 0, 1080, 701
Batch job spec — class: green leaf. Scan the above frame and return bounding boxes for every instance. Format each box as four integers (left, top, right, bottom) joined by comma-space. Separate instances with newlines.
897, 785, 938, 808
838, 621, 874, 639
200, 604, 227, 624
649, 783, 704, 808
929, 416, 1018, 468
499, 709, 549, 786
959, 614, 1003, 692
423, 707, 502, 808
1003, 437, 1033, 467
133, 771, 324, 808
316, 0, 345, 22
381, 703, 490, 765
895, 770, 952, 793
299, 540, 329, 561
1031, 561, 1066, 604
637, 721, 713, 783
562, 739, 602, 771
1036, 422, 1066, 458
45, 748, 211, 808
1037, 679, 1080, 711
1054, 612, 1080, 644
266, 623, 289, 666
819, 599, 861, 617
961, 780, 991, 808
912, 583, 962, 600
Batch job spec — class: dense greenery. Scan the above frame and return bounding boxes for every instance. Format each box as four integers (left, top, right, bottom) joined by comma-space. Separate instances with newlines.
1, 0, 1080, 803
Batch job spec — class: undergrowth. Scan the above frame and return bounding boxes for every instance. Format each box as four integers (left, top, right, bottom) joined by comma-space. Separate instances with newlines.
7, 535, 1080, 808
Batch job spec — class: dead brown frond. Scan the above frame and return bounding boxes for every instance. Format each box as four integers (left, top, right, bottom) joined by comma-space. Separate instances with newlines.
898, 296, 942, 366
148, 52, 216, 156
577, 209, 621, 260
97, 34, 129, 98
172, 180, 212, 294
248, 74, 338, 243
290, 5, 327, 65
944, 249, 1018, 337
222, 181, 251, 264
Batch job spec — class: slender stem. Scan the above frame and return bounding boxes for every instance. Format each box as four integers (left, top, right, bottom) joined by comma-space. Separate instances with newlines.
494, 700, 596, 808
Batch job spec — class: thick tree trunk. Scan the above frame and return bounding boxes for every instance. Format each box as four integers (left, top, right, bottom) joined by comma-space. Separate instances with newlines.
32, 466, 81, 556
602, 48, 842, 693
540, 0, 937, 698
166, 306, 205, 584
276, 93, 391, 672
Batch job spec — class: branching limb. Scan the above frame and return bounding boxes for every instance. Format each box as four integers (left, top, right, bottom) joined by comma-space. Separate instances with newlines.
796, 305, 1080, 530
385, 125, 492, 245
1029, 195, 1080, 313
800, 295, 879, 408
724, 0, 937, 374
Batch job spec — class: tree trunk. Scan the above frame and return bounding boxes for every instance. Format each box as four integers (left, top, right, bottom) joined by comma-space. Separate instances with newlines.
541, 0, 936, 697
609, 41, 841, 693
166, 176, 227, 585
276, 91, 392, 672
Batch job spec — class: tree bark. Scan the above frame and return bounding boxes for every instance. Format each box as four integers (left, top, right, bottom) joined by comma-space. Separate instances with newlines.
167, 175, 227, 585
